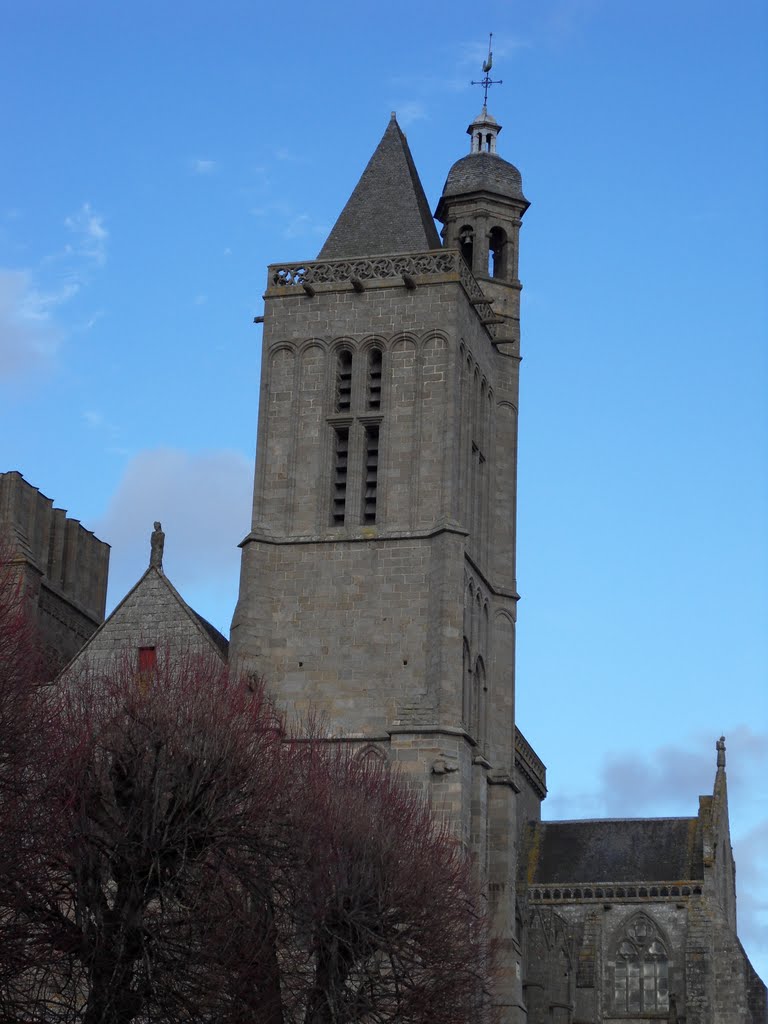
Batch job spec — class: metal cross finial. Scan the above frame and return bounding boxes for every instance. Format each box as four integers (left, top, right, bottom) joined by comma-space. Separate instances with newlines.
471, 33, 502, 106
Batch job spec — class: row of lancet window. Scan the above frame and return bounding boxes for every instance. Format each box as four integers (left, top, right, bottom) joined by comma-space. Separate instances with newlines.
459, 224, 508, 279
331, 347, 383, 526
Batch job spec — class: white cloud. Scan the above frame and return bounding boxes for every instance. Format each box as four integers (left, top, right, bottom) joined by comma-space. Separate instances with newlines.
95, 447, 253, 630
64, 202, 108, 266
395, 101, 428, 127
190, 158, 217, 175
0, 268, 71, 378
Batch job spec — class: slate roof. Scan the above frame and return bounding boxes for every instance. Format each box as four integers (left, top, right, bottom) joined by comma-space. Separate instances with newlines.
190, 608, 229, 659
524, 818, 704, 884
440, 152, 528, 205
318, 115, 441, 259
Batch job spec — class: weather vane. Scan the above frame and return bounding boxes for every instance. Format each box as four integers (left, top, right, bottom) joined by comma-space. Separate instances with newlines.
471, 33, 502, 106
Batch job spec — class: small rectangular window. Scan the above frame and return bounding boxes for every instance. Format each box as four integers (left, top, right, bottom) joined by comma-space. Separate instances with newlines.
138, 646, 157, 694
363, 425, 379, 524
332, 427, 349, 525
138, 646, 157, 673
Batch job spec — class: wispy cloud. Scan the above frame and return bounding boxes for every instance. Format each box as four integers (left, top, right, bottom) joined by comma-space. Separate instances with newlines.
0, 269, 73, 378
190, 158, 217, 175
395, 101, 428, 127
249, 201, 327, 241
283, 213, 327, 240
82, 409, 105, 429
544, 0, 604, 44
456, 33, 531, 68
64, 202, 108, 266
0, 202, 109, 380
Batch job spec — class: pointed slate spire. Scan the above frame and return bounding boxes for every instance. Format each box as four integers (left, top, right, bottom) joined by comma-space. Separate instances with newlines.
318, 113, 441, 259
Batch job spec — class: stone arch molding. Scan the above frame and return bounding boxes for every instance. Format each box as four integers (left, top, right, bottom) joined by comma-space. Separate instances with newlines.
297, 337, 327, 358
356, 742, 389, 765
419, 328, 449, 351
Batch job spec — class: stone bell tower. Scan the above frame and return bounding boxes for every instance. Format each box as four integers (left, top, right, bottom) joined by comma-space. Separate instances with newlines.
436, 106, 529, 346
231, 106, 531, 1023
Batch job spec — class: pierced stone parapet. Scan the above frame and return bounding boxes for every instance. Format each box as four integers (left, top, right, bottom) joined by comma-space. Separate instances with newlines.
528, 882, 703, 903
268, 249, 498, 337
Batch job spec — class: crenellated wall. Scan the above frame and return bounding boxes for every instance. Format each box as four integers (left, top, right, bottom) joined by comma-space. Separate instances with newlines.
0, 471, 109, 672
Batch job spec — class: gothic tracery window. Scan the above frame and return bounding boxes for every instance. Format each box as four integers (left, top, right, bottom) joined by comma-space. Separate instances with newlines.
613, 917, 669, 1014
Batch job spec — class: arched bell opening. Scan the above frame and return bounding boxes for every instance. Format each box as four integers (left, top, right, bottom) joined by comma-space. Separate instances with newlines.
459, 225, 474, 271
488, 226, 508, 280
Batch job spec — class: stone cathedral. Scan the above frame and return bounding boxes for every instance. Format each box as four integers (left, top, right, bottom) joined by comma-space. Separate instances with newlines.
225, 103, 766, 1022
3, 96, 766, 1021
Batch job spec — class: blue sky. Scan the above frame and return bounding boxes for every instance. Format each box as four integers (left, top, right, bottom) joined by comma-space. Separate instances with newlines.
1, 0, 766, 979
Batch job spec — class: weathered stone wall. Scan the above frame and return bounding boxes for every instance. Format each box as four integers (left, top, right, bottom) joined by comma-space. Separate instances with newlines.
61, 568, 226, 680
521, 894, 767, 1023
235, 531, 463, 736
232, 254, 530, 1023
231, 265, 518, 769
1, 471, 109, 672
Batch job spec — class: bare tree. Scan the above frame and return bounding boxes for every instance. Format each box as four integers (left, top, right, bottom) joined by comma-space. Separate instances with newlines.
0, 544, 53, 1003
282, 742, 490, 1024
0, 646, 490, 1023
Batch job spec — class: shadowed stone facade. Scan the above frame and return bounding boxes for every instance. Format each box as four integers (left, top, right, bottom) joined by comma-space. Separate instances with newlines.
0, 470, 109, 674
520, 748, 767, 1022
231, 107, 766, 1022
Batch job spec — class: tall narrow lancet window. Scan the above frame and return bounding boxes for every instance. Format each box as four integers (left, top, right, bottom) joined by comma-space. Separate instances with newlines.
367, 348, 382, 410
489, 227, 507, 279
335, 350, 353, 412
363, 425, 379, 523
331, 427, 349, 525
462, 637, 471, 729
473, 656, 487, 750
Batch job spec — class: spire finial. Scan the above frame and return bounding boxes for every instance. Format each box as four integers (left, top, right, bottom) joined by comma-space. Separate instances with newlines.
150, 520, 165, 572
471, 33, 502, 106
716, 735, 726, 769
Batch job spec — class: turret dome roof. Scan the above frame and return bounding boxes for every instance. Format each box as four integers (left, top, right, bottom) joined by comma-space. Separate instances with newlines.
440, 152, 527, 204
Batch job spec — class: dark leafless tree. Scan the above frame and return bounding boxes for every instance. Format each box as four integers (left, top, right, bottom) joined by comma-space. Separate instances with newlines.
0, 643, 490, 1023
